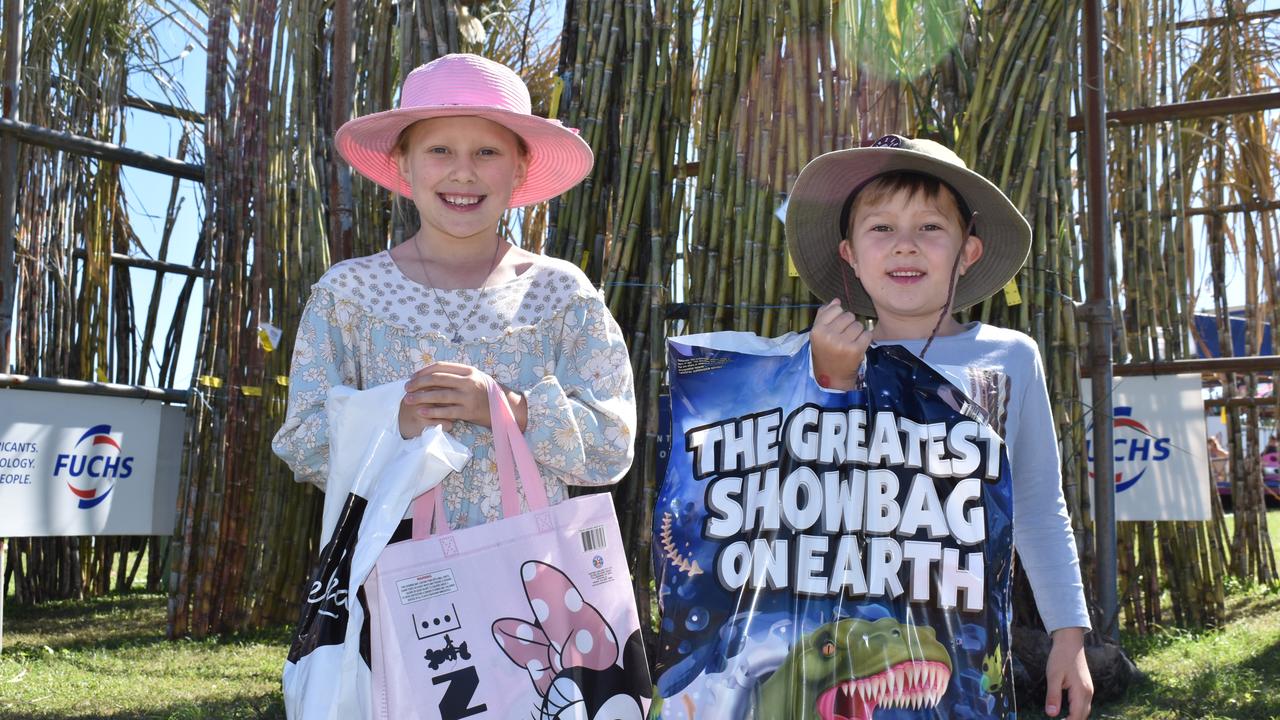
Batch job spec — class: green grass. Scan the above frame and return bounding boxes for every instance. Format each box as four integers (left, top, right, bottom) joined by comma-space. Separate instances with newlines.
1090, 584, 1280, 719
0, 594, 288, 719
1, 511, 1277, 718
1023, 507, 1280, 720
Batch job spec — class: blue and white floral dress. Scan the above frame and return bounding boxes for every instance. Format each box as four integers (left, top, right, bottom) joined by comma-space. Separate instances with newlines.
271, 249, 636, 529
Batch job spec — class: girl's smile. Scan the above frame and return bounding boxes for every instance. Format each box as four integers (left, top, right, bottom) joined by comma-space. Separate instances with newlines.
439, 193, 484, 209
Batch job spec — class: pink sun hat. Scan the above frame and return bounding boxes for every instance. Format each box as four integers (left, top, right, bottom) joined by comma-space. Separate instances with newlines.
334, 53, 593, 208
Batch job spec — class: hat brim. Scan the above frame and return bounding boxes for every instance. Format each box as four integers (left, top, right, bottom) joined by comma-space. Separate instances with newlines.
333, 106, 594, 208
785, 147, 1031, 317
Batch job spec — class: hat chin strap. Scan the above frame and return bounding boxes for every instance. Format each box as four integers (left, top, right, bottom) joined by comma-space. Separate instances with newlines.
920, 212, 979, 359
840, 259, 856, 314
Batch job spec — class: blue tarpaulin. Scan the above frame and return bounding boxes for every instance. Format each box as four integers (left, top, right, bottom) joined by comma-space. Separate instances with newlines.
1193, 313, 1273, 358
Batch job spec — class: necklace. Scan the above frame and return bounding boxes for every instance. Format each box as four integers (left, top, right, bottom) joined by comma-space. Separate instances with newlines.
412, 237, 503, 344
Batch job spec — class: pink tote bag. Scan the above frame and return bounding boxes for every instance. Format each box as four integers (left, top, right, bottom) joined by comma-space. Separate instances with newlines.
365, 380, 651, 720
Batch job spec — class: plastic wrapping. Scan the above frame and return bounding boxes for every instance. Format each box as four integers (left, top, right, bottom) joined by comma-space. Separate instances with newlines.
283, 380, 470, 720
652, 332, 1014, 719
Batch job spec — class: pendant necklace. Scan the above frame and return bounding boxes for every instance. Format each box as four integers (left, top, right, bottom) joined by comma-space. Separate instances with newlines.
413, 237, 503, 344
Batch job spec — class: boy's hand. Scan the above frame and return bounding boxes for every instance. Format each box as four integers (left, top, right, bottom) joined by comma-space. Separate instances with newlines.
810, 298, 872, 390
1044, 627, 1093, 719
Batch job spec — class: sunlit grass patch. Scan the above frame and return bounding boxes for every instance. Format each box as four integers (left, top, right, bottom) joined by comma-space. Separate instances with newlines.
0, 594, 289, 720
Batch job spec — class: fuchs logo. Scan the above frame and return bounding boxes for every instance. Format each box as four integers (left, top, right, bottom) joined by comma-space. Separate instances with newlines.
1086, 406, 1172, 492
53, 424, 135, 509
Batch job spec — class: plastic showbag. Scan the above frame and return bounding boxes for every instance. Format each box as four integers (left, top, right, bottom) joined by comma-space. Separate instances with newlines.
283, 380, 470, 720
652, 332, 1015, 720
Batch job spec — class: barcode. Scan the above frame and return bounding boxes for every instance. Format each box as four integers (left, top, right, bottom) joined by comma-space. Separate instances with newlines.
580, 525, 607, 552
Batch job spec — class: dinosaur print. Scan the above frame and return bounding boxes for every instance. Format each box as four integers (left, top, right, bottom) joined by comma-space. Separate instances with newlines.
754, 617, 953, 720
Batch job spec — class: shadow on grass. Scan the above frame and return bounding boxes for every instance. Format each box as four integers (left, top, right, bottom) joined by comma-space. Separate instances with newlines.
0, 693, 285, 720
1096, 634, 1280, 719
1226, 585, 1280, 621
3, 592, 292, 653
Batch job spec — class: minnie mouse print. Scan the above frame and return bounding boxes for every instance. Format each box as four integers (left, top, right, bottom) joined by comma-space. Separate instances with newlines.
493, 561, 651, 720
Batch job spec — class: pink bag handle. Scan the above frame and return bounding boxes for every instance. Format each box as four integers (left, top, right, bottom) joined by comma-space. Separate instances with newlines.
410, 485, 449, 540
411, 378, 548, 540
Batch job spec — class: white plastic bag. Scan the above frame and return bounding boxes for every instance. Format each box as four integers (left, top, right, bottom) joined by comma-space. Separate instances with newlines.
282, 379, 470, 720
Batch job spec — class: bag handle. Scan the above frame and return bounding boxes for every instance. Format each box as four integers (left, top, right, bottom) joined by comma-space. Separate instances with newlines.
411, 378, 547, 540
488, 378, 549, 514
410, 485, 449, 541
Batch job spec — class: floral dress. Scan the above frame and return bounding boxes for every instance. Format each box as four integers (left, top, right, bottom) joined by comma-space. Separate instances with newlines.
271, 250, 636, 529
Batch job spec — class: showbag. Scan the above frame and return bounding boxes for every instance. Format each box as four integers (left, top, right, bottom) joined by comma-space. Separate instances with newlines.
652, 332, 1015, 720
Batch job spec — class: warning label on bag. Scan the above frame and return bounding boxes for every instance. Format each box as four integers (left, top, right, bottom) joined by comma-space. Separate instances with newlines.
396, 569, 458, 605
674, 356, 729, 375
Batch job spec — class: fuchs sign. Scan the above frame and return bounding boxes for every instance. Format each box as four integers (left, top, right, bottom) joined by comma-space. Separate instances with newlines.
1081, 373, 1211, 522
0, 389, 184, 536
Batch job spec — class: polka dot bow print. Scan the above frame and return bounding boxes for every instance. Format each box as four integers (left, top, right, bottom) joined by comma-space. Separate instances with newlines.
492, 560, 650, 720
492, 560, 620, 694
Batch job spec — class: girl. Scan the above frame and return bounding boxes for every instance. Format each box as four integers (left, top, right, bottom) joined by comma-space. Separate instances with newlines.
273, 53, 636, 530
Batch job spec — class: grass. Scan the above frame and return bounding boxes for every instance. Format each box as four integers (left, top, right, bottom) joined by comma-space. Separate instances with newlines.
1, 511, 1277, 718
1022, 507, 1280, 720
1089, 583, 1280, 719
0, 595, 289, 719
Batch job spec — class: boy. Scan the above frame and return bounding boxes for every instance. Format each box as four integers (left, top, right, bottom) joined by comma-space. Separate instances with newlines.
786, 135, 1094, 720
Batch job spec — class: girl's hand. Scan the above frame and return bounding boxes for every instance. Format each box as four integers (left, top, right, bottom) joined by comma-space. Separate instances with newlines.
1044, 627, 1093, 719
810, 298, 872, 390
398, 362, 528, 438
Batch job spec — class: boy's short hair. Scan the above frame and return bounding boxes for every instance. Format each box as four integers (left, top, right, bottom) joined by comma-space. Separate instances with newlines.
839, 171, 973, 239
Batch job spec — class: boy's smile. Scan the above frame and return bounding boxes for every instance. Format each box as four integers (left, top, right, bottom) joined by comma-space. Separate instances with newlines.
839, 188, 982, 340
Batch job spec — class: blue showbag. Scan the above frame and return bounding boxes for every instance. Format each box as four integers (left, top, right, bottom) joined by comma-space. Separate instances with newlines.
652, 332, 1015, 720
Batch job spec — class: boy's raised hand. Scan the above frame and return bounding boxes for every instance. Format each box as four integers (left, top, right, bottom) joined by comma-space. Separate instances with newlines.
810, 298, 872, 391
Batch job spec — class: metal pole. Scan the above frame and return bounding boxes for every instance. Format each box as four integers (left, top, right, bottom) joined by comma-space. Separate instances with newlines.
1083, 0, 1119, 641
0, 0, 23, 373
70, 248, 213, 279
0, 373, 191, 403
122, 95, 206, 125
1, 537, 6, 654
329, 0, 354, 262
1083, 355, 1280, 377
0, 117, 204, 181
1066, 90, 1280, 131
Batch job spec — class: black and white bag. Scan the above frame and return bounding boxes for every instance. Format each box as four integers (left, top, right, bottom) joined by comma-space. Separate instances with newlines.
282, 381, 469, 720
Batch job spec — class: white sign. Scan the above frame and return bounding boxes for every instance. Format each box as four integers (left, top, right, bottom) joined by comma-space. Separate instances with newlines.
0, 389, 184, 536
1081, 373, 1211, 521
